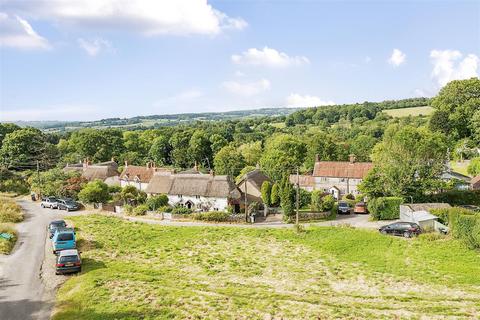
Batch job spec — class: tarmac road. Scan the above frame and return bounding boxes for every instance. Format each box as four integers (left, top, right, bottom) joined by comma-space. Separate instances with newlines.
0, 199, 62, 320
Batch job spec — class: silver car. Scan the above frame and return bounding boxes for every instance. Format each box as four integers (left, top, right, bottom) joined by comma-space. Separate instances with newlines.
41, 197, 59, 209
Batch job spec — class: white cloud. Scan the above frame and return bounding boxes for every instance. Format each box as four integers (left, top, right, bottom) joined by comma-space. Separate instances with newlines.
430, 49, 479, 87
286, 93, 335, 108
0, 12, 49, 49
77, 37, 112, 56
222, 79, 270, 96
232, 47, 309, 68
3, 0, 247, 36
388, 48, 406, 67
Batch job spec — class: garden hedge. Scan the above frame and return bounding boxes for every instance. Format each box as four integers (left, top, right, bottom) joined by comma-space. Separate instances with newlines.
431, 207, 480, 249
368, 197, 403, 220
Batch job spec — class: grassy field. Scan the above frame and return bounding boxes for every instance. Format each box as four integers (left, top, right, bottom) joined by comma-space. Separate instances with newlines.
450, 160, 472, 177
53, 215, 480, 319
383, 106, 434, 118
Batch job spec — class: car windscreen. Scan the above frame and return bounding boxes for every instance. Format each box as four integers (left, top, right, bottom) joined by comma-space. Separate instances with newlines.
59, 255, 78, 263
57, 233, 74, 241
339, 203, 349, 207
50, 222, 66, 229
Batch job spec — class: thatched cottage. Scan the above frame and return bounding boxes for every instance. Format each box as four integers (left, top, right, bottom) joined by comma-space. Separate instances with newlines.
120, 162, 174, 191
145, 172, 242, 212
64, 159, 120, 185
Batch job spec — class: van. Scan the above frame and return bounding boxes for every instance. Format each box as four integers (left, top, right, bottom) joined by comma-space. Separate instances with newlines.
52, 228, 76, 254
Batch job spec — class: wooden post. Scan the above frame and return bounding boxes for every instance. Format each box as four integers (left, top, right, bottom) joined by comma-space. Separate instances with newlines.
296, 167, 299, 226
244, 174, 248, 223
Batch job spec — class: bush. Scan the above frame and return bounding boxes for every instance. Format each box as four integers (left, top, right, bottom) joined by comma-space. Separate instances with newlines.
310, 190, 323, 212
123, 204, 133, 215
299, 189, 311, 208
171, 206, 192, 215
420, 190, 480, 206
328, 203, 338, 220
270, 183, 280, 207
157, 205, 173, 213
0, 223, 17, 254
261, 181, 272, 207
79, 180, 111, 204
0, 198, 24, 223
193, 211, 230, 222
321, 195, 335, 211
368, 197, 403, 220
132, 204, 149, 216
344, 194, 355, 200
146, 194, 169, 210
432, 207, 480, 249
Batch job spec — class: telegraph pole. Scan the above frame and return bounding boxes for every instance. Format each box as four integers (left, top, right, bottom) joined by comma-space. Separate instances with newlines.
295, 167, 300, 226
36, 160, 41, 199
244, 173, 248, 223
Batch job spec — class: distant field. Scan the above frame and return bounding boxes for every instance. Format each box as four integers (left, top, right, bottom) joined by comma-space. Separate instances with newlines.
383, 106, 434, 117
53, 215, 480, 319
270, 122, 286, 128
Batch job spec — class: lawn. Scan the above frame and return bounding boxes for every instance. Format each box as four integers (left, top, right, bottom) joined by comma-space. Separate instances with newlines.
53, 215, 480, 319
383, 106, 434, 118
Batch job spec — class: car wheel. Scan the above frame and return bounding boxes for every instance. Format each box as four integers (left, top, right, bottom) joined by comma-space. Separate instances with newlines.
403, 231, 411, 238
41, 204, 44, 208
380, 230, 387, 235
66, 208, 70, 212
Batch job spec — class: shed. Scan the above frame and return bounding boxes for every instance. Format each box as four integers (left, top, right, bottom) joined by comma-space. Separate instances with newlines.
400, 203, 451, 231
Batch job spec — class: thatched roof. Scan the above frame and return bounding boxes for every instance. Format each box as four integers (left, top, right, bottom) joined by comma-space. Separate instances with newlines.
82, 166, 119, 181
471, 175, 480, 190
238, 169, 271, 190
146, 173, 241, 199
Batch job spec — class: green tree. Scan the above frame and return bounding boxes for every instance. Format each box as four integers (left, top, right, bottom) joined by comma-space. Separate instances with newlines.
0, 123, 20, 148
279, 175, 295, 221
148, 135, 171, 165
310, 190, 323, 212
359, 125, 448, 199
78, 180, 110, 204
304, 131, 338, 170
260, 134, 307, 180
238, 141, 262, 166
270, 182, 280, 207
0, 127, 58, 169
189, 130, 212, 166
467, 158, 480, 176
67, 128, 124, 163
260, 181, 272, 207
213, 145, 245, 176
429, 78, 480, 139
170, 131, 192, 168
235, 165, 256, 183
209, 134, 228, 155
350, 134, 377, 162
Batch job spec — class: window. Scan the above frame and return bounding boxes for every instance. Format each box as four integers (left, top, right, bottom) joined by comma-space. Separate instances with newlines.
58, 233, 73, 241
195, 195, 200, 199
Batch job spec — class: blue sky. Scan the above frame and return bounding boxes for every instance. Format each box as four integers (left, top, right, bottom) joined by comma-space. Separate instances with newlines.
0, 0, 479, 121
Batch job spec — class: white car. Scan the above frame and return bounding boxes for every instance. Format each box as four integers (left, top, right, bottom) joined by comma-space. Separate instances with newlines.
41, 197, 59, 209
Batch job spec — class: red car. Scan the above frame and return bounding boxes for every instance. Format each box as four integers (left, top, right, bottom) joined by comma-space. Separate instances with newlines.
354, 202, 368, 214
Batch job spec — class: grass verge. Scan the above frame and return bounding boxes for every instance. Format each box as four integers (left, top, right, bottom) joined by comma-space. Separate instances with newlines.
53, 214, 480, 319
0, 223, 18, 254
0, 196, 24, 223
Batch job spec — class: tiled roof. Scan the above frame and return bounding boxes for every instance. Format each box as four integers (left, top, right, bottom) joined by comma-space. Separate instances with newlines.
239, 169, 271, 190
313, 161, 373, 179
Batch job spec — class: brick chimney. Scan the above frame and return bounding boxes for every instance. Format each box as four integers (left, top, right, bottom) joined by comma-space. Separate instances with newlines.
349, 154, 356, 164
124, 160, 128, 168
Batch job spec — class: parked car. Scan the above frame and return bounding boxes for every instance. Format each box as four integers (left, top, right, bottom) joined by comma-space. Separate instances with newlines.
379, 222, 421, 238
57, 199, 80, 212
354, 202, 368, 214
48, 220, 67, 239
337, 201, 353, 214
41, 197, 59, 209
52, 228, 76, 254
458, 205, 480, 212
55, 249, 82, 275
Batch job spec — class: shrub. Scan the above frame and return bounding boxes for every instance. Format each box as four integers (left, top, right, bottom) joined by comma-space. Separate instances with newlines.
193, 211, 230, 222
299, 189, 311, 208
261, 181, 272, 207
157, 205, 173, 213
368, 197, 403, 220
321, 195, 335, 211
146, 194, 169, 210
270, 183, 280, 207
344, 194, 355, 200
0, 198, 24, 223
78, 180, 111, 204
328, 203, 338, 220
0, 223, 17, 254
123, 204, 133, 215
433, 208, 480, 249
171, 206, 192, 215
430, 207, 473, 226
420, 190, 480, 206
310, 190, 323, 212
132, 204, 149, 216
